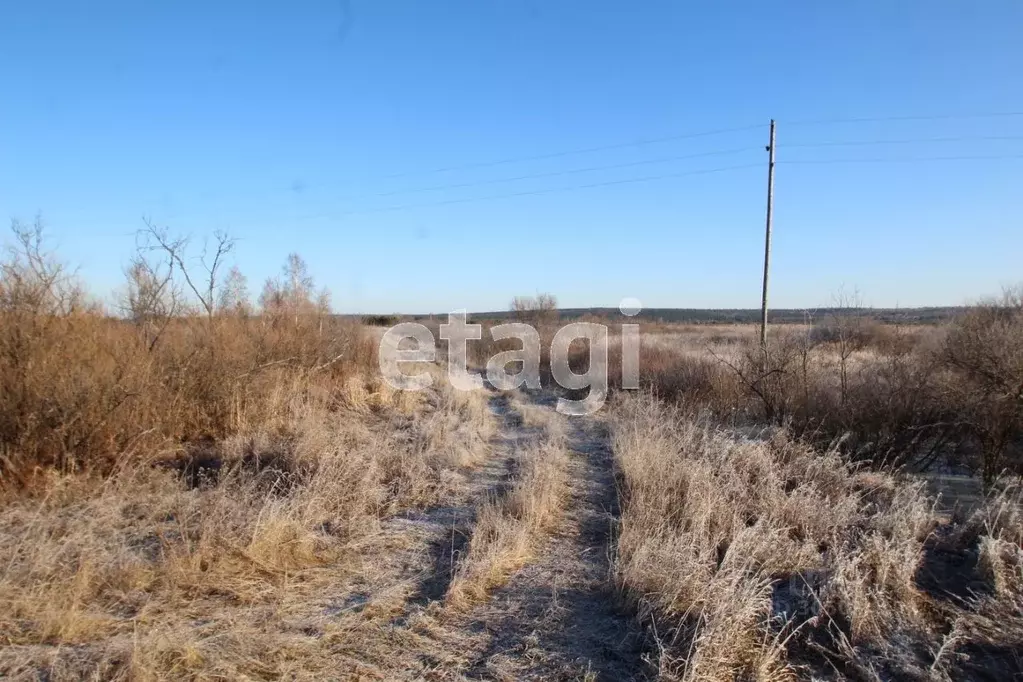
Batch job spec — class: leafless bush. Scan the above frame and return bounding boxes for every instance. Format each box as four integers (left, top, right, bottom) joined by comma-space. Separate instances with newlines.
638, 292, 1021, 479
629, 344, 741, 409
510, 292, 558, 327
941, 287, 1023, 486
0, 222, 375, 484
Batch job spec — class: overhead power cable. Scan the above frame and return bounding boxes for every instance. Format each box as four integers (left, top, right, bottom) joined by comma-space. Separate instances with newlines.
150, 112, 1023, 217
377, 111, 1023, 182
295, 162, 763, 220
782, 111, 1023, 127
350, 146, 760, 200
786, 135, 1023, 149
286, 153, 1023, 221
378, 124, 767, 179
778, 153, 1023, 165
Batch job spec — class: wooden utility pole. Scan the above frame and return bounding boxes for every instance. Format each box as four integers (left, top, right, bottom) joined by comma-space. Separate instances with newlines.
759, 119, 776, 347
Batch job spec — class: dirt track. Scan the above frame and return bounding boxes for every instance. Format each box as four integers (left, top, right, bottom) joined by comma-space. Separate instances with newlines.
339, 388, 653, 680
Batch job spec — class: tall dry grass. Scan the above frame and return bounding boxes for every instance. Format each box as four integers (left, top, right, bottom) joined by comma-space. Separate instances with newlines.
610, 392, 1023, 680
0, 222, 506, 678
0, 368, 497, 679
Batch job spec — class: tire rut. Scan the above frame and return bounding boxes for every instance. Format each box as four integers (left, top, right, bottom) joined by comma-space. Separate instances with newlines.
451, 400, 653, 681
404, 393, 526, 607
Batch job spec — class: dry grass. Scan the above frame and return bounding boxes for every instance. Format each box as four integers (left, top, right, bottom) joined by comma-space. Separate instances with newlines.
446, 402, 568, 609
512, 392, 567, 438
610, 391, 1023, 680
0, 225, 522, 678
0, 371, 496, 680
4, 222, 1020, 679
630, 302, 1022, 481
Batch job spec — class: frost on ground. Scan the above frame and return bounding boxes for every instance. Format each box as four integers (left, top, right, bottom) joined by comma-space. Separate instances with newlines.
610, 392, 1023, 682
3, 369, 1022, 681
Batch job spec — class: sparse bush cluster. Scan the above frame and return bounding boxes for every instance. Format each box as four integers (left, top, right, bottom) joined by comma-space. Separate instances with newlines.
0, 219, 375, 485
509, 292, 558, 327
362, 313, 401, 326
632, 294, 1023, 485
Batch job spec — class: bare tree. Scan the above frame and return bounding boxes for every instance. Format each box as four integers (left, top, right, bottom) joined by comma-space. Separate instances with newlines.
141, 219, 235, 320
795, 309, 820, 413
284, 253, 314, 309
811, 287, 866, 407
259, 253, 324, 325
217, 265, 251, 316
258, 276, 285, 315
119, 252, 181, 351
0, 218, 82, 316
510, 293, 558, 326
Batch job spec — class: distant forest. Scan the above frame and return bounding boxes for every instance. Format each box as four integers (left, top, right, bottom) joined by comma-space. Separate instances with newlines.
374, 307, 966, 326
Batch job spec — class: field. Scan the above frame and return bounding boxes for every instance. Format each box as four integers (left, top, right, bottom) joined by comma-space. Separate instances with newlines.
1, 226, 1022, 680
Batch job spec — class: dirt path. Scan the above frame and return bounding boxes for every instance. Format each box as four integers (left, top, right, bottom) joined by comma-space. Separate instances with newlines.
331, 391, 652, 680
348, 392, 526, 613
399, 393, 527, 608
311, 391, 530, 676
451, 407, 652, 681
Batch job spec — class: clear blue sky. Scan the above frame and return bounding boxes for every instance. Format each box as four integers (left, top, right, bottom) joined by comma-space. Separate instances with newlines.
2, 1, 1021, 313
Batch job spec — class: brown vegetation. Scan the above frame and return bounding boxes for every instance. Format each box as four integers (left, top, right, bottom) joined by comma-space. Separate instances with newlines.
0, 361, 497, 679
509, 293, 559, 327
630, 295, 1023, 486
610, 392, 1023, 680
0, 220, 374, 485
3, 218, 1022, 680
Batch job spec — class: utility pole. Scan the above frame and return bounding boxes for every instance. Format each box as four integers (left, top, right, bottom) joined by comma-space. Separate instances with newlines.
759, 119, 776, 347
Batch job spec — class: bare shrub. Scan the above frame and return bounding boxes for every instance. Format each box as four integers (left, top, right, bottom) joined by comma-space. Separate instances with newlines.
0, 222, 376, 483
713, 337, 809, 424
510, 292, 558, 327
941, 287, 1023, 486
633, 344, 742, 411
638, 302, 1021, 479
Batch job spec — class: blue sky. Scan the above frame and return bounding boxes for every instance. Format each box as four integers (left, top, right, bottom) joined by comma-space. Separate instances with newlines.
2, 1, 1021, 313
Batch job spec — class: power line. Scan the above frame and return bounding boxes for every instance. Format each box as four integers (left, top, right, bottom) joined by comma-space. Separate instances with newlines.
378, 123, 767, 179
352, 146, 760, 200
269, 153, 1023, 222
183, 114, 1023, 206
294, 162, 763, 220
783, 111, 1023, 127
171, 124, 766, 210
779, 153, 1023, 165
377, 111, 1023, 181
787, 135, 1023, 149
150, 112, 1023, 219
